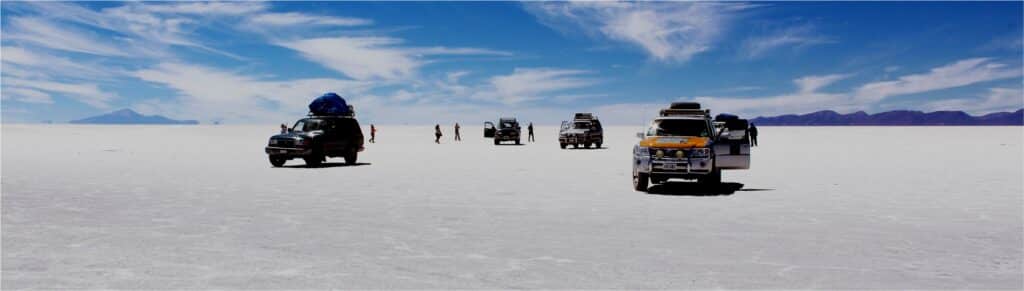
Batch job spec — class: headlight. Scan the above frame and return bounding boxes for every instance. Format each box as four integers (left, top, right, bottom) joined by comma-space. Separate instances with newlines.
269, 139, 278, 145
655, 150, 665, 158
675, 150, 685, 159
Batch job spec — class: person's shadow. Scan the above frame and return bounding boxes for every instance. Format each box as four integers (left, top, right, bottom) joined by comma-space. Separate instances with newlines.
646, 182, 772, 196
282, 162, 372, 168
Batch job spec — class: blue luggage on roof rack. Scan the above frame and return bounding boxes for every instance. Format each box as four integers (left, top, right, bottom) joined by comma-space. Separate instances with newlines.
308, 92, 350, 116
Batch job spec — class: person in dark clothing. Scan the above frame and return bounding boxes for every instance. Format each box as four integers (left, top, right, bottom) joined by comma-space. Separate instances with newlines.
454, 123, 461, 141
749, 123, 758, 146
527, 122, 535, 142
369, 124, 376, 143
434, 124, 443, 144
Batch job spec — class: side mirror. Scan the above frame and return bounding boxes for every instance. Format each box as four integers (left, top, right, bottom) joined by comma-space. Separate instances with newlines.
636, 132, 645, 139
288, 128, 293, 132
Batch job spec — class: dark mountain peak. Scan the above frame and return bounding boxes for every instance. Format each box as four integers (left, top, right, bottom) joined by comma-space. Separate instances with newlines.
750, 108, 1023, 126
70, 109, 198, 125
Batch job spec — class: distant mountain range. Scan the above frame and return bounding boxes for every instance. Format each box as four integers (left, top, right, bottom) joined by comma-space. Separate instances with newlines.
70, 109, 198, 125
750, 109, 1023, 126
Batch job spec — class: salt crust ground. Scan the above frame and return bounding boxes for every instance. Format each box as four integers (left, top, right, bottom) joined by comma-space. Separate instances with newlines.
2, 125, 1021, 289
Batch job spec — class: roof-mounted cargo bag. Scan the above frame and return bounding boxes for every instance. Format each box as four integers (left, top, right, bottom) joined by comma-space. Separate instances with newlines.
308, 92, 351, 116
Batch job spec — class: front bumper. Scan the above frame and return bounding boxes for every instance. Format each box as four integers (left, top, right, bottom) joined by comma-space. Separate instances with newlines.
265, 146, 312, 158
495, 134, 519, 141
649, 157, 713, 174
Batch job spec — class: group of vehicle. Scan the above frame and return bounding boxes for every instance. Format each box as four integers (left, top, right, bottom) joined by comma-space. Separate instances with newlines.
265, 94, 752, 192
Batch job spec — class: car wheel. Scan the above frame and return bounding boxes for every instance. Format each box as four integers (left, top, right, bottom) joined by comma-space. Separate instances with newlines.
633, 167, 649, 192
595, 142, 602, 148
516, 139, 521, 145
700, 169, 722, 186
344, 151, 357, 165
494, 139, 499, 145
269, 156, 286, 167
560, 143, 567, 149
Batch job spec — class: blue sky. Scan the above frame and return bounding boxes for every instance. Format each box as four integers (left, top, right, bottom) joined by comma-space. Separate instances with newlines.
2, 1, 1021, 124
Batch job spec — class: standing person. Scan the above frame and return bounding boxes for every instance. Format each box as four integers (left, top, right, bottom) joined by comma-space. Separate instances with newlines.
369, 124, 376, 143
434, 124, 443, 144
280, 123, 288, 134
454, 123, 461, 141
527, 122, 535, 142
749, 123, 758, 147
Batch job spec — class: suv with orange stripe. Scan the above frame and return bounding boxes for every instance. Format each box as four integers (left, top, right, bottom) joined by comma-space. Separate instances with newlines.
632, 102, 751, 191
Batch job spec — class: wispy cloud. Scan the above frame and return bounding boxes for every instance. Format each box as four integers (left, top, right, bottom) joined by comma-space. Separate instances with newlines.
477, 68, 597, 104
854, 58, 1022, 103
924, 87, 1024, 114
277, 36, 511, 80
4, 78, 117, 108
525, 2, 751, 63
5, 17, 132, 57
248, 12, 371, 27
740, 24, 834, 59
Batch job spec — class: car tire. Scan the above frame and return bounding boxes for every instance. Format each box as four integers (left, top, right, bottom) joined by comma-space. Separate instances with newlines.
269, 156, 286, 167
516, 139, 520, 145
700, 169, 722, 186
595, 142, 602, 148
494, 139, 499, 145
560, 143, 567, 149
572, 143, 578, 149
633, 167, 649, 192
344, 151, 357, 165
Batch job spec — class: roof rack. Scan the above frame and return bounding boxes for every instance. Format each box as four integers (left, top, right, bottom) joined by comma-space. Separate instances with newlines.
308, 105, 356, 118
659, 108, 710, 117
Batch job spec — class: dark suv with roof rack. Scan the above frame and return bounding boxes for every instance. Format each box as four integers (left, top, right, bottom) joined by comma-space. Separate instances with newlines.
265, 115, 364, 167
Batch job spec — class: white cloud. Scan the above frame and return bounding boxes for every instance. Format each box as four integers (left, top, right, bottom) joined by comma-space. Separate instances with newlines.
741, 24, 834, 59
132, 2, 268, 15
2, 87, 54, 104
5, 17, 131, 57
277, 37, 420, 80
794, 74, 848, 93
4, 78, 116, 108
2, 46, 116, 80
132, 62, 375, 122
526, 2, 750, 62
854, 58, 1022, 103
924, 88, 1024, 114
249, 12, 370, 27
478, 68, 597, 104
277, 37, 511, 80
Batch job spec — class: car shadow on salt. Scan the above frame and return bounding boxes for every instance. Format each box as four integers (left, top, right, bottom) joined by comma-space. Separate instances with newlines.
646, 182, 759, 196
563, 147, 608, 150
282, 162, 372, 168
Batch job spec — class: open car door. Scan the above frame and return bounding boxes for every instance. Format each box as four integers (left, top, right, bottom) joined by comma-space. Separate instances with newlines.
483, 121, 496, 138
714, 118, 750, 169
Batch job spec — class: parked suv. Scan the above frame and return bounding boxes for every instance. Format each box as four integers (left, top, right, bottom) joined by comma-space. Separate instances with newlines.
631, 102, 751, 191
559, 113, 603, 149
265, 115, 364, 167
484, 117, 521, 145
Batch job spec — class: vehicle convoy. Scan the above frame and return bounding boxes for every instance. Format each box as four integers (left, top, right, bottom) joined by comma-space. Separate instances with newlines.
559, 113, 604, 149
632, 102, 751, 191
484, 117, 522, 145
265, 93, 365, 167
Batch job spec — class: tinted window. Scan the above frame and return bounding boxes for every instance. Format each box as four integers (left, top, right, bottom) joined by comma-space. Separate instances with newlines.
648, 119, 711, 137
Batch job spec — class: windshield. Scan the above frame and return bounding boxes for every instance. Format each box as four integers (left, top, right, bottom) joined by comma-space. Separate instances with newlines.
573, 121, 591, 129
647, 119, 711, 137
292, 119, 322, 132
500, 121, 516, 129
